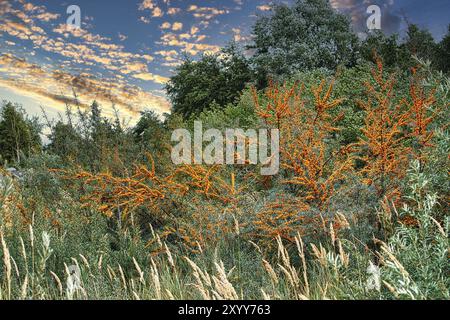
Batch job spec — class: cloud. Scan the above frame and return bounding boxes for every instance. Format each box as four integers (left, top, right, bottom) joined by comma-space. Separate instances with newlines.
155, 50, 179, 59
155, 50, 181, 66
152, 7, 164, 17
256, 5, 272, 12
139, 0, 164, 18
187, 5, 230, 20
161, 22, 171, 29
167, 7, 181, 15
1, 8, 167, 86
172, 22, 183, 31
139, 16, 151, 24
0, 2, 172, 120
0, 53, 170, 118
231, 27, 246, 42
133, 72, 169, 84
159, 33, 221, 56
196, 35, 207, 42
118, 33, 128, 41
139, 0, 157, 11
142, 54, 154, 62
190, 26, 200, 35
35, 12, 60, 22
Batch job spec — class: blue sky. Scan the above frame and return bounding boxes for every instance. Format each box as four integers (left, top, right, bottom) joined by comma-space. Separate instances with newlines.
1, 0, 449, 123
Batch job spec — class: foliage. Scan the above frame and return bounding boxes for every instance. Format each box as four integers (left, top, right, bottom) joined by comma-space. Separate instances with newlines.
377, 162, 449, 299
354, 59, 444, 203
250, 0, 358, 86
435, 25, 450, 74
0, 163, 447, 300
355, 60, 412, 199
166, 43, 253, 119
361, 24, 449, 75
251, 78, 354, 244
404, 24, 438, 68
361, 31, 409, 69
194, 88, 258, 130
132, 111, 172, 173
0, 102, 41, 164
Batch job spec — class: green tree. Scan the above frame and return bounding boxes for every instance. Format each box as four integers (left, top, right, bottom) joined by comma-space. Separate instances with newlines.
85, 101, 129, 172
403, 24, 437, 63
250, 0, 359, 87
133, 110, 170, 172
436, 25, 450, 74
0, 102, 41, 164
165, 43, 253, 119
47, 121, 81, 163
361, 31, 408, 68
362, 25, 440, 73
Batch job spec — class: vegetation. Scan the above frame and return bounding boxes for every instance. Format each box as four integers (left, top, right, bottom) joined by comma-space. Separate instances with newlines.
250, 0, 359, 86
166, 2, 450, 120
166, 44, 253, 119
0, 103, 41, 164
0, 0, 448, 301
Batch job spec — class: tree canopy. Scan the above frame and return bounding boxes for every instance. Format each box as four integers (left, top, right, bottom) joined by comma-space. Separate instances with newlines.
165, 44, 253, 119
436, 25, 450, 74
165, 2, 449, 119
250, 0, 359, 86
0, 102, 41, 164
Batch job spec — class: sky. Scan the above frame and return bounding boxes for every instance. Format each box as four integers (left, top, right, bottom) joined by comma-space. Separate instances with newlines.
1, 0, 449, 124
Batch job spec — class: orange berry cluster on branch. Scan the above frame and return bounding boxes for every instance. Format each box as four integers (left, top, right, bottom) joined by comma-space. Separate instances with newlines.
354, 60, 439, 199
252, 78, 353, 243
56, 155, 242, 252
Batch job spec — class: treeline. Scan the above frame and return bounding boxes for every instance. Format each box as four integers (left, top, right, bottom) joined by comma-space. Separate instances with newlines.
166, 0, 450, 118
0, 100, 175, 177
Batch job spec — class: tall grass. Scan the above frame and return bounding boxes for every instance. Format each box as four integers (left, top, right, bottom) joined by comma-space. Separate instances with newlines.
0, 162, 447, 300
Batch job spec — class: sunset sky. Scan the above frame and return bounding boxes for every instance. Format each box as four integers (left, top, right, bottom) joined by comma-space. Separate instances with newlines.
1, 0, 449, 124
